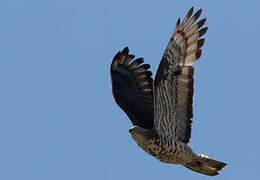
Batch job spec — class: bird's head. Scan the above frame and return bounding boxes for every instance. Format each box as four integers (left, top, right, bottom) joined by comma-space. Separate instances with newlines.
129, 126, 150, 148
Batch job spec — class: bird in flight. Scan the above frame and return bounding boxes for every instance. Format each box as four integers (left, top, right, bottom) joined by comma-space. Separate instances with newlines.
110, 7, 227, 176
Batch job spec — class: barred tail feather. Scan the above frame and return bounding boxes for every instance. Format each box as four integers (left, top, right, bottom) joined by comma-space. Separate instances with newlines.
183, 155, 227, 176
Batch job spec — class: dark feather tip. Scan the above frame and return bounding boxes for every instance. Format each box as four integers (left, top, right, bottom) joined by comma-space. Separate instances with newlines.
198, 39, 205, 48
197, 18, 207, 29
134, 58, 144, 64
193, 8, 202, 20
188, 7, 194, 17
122, 47, 129, 55
128, 54, 135, 59
176, 18, 181, 27
114, 51, 122, 60
141, 64, 151, 70
199, 27, 208, 37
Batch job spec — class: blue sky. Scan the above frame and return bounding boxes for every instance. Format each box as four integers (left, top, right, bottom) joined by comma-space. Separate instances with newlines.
0, 0, 259, 179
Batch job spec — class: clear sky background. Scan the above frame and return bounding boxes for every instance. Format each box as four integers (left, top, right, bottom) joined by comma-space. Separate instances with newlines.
0, 0, 259, 179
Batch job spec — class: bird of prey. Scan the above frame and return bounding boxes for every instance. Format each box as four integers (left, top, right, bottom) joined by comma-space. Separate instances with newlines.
110, 7, 227, 176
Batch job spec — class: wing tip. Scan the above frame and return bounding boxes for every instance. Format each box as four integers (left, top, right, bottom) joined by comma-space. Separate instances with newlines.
197, 18, 207, 29
199, 27, 208, 37
122, 47, 129, 54
111, 51, 121, 69
188, 7, 194, 17
194, 8, 202, 19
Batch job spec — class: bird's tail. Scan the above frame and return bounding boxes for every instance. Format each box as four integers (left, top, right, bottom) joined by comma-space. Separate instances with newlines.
183, 154, 227, 176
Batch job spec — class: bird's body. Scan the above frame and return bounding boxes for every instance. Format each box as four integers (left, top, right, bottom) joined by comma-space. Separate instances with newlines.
130, 127, 194, 164
110, 7, 227, 176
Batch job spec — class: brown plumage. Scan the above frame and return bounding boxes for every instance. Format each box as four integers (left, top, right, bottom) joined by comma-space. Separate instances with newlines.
110, 7, 227, 176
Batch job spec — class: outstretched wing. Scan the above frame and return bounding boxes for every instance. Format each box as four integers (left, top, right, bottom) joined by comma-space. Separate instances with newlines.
154, 7, 208, 143
110, 47, 154, 129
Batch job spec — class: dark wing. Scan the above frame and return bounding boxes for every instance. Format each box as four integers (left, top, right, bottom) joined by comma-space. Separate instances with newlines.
110, 47, 154, 129
154, 7, 208, 143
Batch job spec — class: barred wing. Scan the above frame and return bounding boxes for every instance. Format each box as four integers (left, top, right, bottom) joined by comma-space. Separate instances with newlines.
154, 8, 208, 143
110, 47, 154, 129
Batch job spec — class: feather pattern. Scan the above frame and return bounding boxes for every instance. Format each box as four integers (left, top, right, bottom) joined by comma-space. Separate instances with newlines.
154, 7, 208, 143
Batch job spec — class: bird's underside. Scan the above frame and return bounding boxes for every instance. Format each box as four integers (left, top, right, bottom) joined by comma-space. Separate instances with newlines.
110, 7, 227, 176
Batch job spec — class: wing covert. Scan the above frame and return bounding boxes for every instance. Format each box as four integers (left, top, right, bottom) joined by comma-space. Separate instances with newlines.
110, 47, 154, 129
